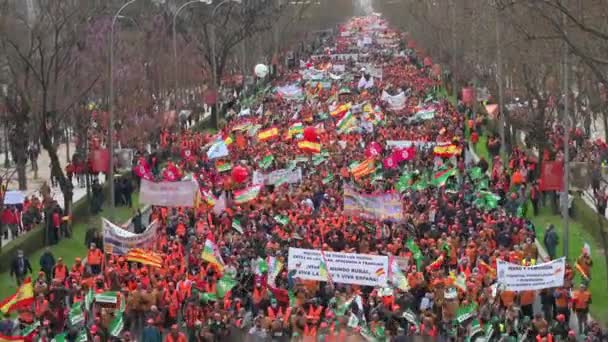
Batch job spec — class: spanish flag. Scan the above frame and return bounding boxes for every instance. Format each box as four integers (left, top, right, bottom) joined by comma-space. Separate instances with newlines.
0, 277, 34, 314
298, 141, 321, 154
350, 158, 375, 179
126, 249, 163, 268
331, 103, 352, 118
258, 127, 279, 142
0, 334, 26, 341
433, 144, 462, 158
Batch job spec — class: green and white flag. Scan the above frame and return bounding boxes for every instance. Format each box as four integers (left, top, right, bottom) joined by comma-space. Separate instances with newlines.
402, 309, 419, 332
85, 287, 94, 311
259, 155, 274, 170
232, 218, 243, 234
109, 313, 124, 337
312, 154, 326, 166
95, 291, 118, 304
77, 330, 88, 342
274, 215, 290, 226
455, 303, 477, 324
347, 313, 359, 328
21, 321, 40, 336
69, 302, 85, 326
254, 257, 268, 275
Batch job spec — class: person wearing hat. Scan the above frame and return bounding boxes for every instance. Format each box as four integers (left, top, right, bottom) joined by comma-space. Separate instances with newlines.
52, 257, 68, 282
142, 317, 161, 342
572, 283, 591, 335
87, 242, 103, 275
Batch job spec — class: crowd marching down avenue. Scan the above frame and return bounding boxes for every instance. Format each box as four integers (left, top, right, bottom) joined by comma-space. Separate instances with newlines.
1, 13, 607, 342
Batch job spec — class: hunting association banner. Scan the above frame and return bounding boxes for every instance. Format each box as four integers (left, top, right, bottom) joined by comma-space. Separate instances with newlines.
497, 257, 565, 291
343, 184, 403, 222
102, 218, 158, 255
287, 247, 389, 287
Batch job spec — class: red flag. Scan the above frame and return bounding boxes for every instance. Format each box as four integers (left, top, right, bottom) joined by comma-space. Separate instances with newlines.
383, 155, 397, 169
364, 141, 383, 158
392, 146, 416, 163
162, 162, 182, 182
539, 161, 564, 191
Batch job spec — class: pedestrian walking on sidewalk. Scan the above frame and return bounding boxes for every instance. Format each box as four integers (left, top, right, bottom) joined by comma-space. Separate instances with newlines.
10, 249, 32, 286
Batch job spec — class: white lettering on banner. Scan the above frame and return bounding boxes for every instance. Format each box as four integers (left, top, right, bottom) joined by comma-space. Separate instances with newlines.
252, 168, 302, 186
288, 247, 388, 287
139, 179, 198, 207
102, 218, 158, 255
386, 140, 437, 149
497, 257, 565, 291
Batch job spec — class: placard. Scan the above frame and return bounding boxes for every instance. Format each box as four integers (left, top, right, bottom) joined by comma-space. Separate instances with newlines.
252, 168, 302, 186
343, 184, 403, 222
497, 257, 565, 291
102, 218, 158, 255
288, 247, 388, 287
139, 179, 198, 207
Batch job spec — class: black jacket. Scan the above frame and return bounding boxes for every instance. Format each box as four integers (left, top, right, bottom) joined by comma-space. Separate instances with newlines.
10, 256, 32, 277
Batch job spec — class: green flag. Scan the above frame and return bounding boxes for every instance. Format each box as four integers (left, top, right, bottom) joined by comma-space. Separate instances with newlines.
52, 333, 67, 342
431, 168, 457, 187
85, 287, 94, 311
406, 239, 423, 270
77, 330, 88, 342
232, 218, 243, 234
216, 275, 238, 298
108, 313, 124, 337
322, 174, 334, 185
200, 292, 218, 303
69, 302, 85, 326
474, 191, 500, 210
274, 215, 290, 226
259, 155, 274, 169
455, 303, 477, 324
469, 167, 483, 180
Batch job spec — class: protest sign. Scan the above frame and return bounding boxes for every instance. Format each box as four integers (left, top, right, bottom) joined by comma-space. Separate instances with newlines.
103, 218, 158, 255
343, 184, 403, 222
288, 247, 388, 287
381, 91, 406, 110
252, 168, 302, 186
497, 257, 565, 291
386, 140, 437, 149
139, 179, 198, 207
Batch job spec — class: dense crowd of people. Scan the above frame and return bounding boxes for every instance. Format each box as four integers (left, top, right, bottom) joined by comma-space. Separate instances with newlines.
1, 15, 606, 342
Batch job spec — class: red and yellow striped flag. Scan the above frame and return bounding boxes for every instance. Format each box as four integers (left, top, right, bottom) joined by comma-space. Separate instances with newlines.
126, 249, 163, 268
0, 277, 34, 314
433, 144, 462, 158
350, 158, 375, 179
258, 127, 279, 142
298, 141, 321, 154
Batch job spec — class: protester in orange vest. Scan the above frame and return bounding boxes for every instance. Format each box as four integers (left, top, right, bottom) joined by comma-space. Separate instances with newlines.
164, 324, 187, 342
52, 257, 68, 282
87, 242, 103, 275
572, 283, 591, 334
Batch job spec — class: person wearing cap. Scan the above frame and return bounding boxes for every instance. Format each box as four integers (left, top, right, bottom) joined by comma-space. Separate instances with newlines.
87, 242, 103, 275
52, 257, 68, 282
142, 317, 162, 342
572, 283, 591, 335
550, 314, 568, 340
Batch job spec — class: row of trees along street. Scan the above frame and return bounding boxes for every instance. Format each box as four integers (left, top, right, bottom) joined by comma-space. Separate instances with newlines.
0, 0, 354, 228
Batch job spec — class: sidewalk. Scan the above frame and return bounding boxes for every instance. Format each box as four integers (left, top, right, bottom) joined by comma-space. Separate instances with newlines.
1, 143, 106, 246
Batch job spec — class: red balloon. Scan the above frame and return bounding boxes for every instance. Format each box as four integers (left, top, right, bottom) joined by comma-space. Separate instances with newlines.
303, 126, 318, 142
231, 165, 249, 183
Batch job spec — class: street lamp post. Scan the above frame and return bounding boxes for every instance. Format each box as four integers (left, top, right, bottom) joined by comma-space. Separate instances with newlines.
109, 0, 140, 211
173, 0, 212, 105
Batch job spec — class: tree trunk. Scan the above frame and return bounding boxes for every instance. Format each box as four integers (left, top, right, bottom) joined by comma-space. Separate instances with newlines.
11, 116, 29, 191
603, 111, 608, 143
